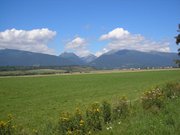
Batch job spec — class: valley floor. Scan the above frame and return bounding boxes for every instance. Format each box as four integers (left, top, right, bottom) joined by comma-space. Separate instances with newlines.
0, 67, 179, 78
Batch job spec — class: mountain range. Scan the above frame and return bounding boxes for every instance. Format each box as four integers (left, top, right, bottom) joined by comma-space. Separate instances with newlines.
0, 49, 179, 69
90, 49, 179, 69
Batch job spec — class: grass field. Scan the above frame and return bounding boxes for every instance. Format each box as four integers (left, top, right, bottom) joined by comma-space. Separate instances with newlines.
0, 69, 180, 132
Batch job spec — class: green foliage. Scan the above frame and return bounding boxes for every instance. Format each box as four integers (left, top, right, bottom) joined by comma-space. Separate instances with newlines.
59, 109, 88, 135
112, 96, 129, 120
59, 112, 72, 135
101, 101, 112, 124
0, 66, 95, 76
0, 114, 14, 135
163, 82, 180, 99
141, 87, 164, 110
71, 109, 87, 135
86, 103, 102, 131
97, 98, 180, 135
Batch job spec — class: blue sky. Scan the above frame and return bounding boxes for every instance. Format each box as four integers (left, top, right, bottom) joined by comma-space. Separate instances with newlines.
0, 0, 180, 56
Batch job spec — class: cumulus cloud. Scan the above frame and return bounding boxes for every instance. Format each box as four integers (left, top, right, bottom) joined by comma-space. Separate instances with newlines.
66, 37, 86, 49
0, 28, 56, 54
96, 27, 170, 56
100, 28, 129, 40
65, 37, 90, 57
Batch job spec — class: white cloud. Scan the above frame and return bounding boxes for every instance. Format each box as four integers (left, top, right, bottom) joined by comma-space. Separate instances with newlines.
65, 37, 90, 57
95, 48, 109, 57
96, 27, 170, 56
0, 28, 56, 54
100, 28, 129, 40
66, 37, 86, 49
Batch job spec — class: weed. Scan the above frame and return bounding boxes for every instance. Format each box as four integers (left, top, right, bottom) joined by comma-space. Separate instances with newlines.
141, 87, 164, 110
101, 101, 112, 124
112, 96, 129, 120
163, 82, 180, 99
86, 102, 102, 131
0, 114, 14, 135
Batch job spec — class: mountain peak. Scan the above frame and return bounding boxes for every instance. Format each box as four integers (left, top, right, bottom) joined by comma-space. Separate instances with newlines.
60, 52, 78, 58
81, 54, 97, 63
59, 52, 85, 65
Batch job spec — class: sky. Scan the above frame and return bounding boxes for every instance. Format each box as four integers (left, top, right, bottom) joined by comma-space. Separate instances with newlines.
0, 0, 180, 57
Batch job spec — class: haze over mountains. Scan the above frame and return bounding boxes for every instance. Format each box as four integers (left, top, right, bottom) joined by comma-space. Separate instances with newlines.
0, 49, 179, 69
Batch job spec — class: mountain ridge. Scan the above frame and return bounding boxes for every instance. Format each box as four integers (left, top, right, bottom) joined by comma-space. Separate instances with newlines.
90, 49, 179, 69
0, 49, 74, 66
0, 49, 179, 68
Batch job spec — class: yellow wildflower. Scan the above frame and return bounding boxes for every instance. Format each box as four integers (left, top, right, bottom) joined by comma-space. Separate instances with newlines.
96, 108, 100, 112
0, 121, 6, 127
8, 114, 13, 120
12, 125, 15, 129
67, 130, 72, 134
62, 117, 69, 121
33, 129, 38, 133
80, 119, 84, 124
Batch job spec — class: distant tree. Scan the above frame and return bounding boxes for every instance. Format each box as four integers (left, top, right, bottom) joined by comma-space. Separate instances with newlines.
175, 24, 180, 67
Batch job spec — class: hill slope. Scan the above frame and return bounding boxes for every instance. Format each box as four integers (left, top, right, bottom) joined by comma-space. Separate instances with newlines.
90, 50, 179, 69
0, 49, 74, 66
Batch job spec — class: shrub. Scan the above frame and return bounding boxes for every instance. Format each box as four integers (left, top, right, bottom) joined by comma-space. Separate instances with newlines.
101, 101, 112, 124
0, 114, 14, 135
112, 96, 129, 120
71, 108, 87, 134
59, 112, 73, 135
86, 102, 102, 131
163, 82, 180, 99
59, 109, 88, 135
141, 87, 164, 110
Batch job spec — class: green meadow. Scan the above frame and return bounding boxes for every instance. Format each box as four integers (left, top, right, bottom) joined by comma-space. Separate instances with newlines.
0, 69, 180, 132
